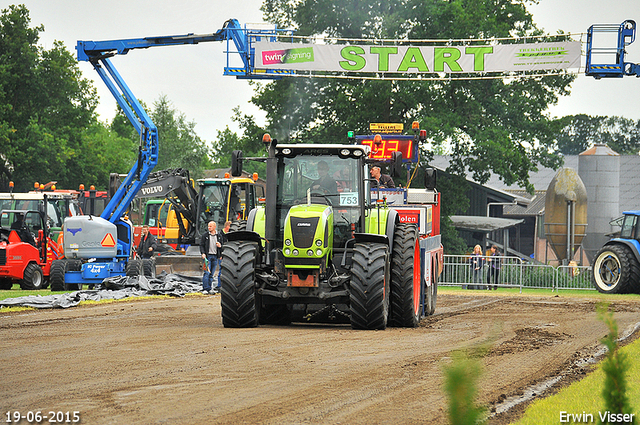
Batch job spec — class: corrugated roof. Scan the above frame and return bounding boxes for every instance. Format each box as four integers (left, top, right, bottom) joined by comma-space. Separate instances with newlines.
450, 215, 524, 231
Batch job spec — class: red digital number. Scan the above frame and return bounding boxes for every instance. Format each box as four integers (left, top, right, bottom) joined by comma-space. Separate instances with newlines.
361, 139, 413, 160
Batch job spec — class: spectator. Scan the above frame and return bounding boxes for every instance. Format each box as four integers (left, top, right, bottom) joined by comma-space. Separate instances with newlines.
137, 225, 157, 258
370, 165, 395, 188
214, 220, 232, 290
469, 244, 484, 290
333, 164, 351, 191
200, 221, 221, 294
486, 245, 501, 290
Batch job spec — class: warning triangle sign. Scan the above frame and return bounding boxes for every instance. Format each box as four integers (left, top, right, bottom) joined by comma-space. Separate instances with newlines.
101, 233, 116, 247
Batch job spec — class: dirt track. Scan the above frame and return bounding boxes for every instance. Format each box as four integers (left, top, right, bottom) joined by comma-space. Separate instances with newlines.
1, 291, 639, 425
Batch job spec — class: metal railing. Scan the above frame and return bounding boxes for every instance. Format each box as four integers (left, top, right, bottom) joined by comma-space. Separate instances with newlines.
440, 255, 594, 292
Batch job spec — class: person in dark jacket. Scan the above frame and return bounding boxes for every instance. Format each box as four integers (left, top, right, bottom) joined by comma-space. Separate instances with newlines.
200, 221, 221, 293
10, 213, 35, 246
370, 165, 395, 188
214, 220, 232, 289
310, 160, 337, 194
469, 244, 484, 290
486, 245, 501, 290
137, 225, 157, 258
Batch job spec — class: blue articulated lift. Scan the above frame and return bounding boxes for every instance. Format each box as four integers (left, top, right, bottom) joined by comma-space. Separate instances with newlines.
55, 19, 288, 288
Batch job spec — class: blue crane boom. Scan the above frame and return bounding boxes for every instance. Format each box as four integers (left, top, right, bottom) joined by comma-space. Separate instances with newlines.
58, 19, 289, 287
75, 19, 289, 225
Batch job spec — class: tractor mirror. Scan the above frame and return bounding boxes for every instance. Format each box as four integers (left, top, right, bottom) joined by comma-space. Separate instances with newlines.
391, 151, 403, 178
231, 150, 243, 177
424, 167, 437, 190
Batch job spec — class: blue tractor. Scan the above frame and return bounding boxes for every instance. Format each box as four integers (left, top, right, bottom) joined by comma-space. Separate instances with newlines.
592, 211, 640, 294
586, 21, 640, 293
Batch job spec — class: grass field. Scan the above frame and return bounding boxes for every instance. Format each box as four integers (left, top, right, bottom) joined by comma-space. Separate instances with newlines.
512, 336, 640, 424
0, 285, 72, 301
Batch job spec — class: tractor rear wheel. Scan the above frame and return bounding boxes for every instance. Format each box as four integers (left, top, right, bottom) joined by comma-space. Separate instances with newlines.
592, 244, 640, 294
220, 241, 260, 328
389, 223, 421, 327
350, 242, 389, 330
20, 263, 45, 290
49, 260, 66, 291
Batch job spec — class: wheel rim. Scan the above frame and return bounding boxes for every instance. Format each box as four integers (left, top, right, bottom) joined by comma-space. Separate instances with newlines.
596, 252, 621, 288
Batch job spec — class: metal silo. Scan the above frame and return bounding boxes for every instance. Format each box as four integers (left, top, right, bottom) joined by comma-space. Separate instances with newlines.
578, 144, 620, 262
544, 168, 588, 263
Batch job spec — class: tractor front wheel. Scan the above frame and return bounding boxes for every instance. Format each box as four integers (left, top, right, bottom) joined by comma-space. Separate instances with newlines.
65, 260, 82, 290
20, 263, 45, 290
592, 244, 640, 294
49, 260, 66, 291
142, 258, 156, 278
350, 242, 390, 330
220, 241, 260, 328
126, 259, 143, 277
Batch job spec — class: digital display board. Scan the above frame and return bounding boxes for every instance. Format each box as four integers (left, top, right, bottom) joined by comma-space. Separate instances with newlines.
358, 136, 415, 162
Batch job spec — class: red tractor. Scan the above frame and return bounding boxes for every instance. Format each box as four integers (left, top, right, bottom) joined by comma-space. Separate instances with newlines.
0, 209, 60, 290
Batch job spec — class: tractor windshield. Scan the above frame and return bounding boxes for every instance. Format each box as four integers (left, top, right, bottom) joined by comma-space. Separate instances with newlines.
620, 214, 639, 239
198, 183, 230, 236
277, 155, 363, 249
279, 156, 360, 206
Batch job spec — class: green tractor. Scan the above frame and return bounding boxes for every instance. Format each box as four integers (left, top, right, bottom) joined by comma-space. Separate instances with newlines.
220, 135, 437, 330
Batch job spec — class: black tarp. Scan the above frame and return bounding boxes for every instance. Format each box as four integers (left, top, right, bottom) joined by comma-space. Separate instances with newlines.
0, 273, 211, 310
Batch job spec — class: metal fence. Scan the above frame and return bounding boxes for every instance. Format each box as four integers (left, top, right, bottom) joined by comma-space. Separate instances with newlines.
440, 255, 594, 292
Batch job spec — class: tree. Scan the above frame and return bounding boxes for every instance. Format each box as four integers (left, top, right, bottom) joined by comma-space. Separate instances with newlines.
0, 4, 133, 191
257, 0, 573, 195
151, 95, 211, 176
111, 96, 214, 179
211, 107, 268, 175
556, 115, 640, 155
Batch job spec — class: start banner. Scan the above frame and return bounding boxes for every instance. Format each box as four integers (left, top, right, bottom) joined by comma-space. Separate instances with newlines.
255, 40, 581, 74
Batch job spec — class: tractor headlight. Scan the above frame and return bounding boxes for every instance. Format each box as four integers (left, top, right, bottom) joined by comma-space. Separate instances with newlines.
315, 239, 322, 247
316, 249, 323, 256
307, 250, 314, 256
285, 239, 292, 246
292, 249, 299, 256
285, 248, 291, 255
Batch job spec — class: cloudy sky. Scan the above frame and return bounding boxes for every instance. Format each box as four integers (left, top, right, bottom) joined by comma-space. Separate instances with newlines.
15, 0, 640, 145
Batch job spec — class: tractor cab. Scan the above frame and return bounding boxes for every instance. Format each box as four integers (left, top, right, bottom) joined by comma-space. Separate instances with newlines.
0, 209, 54, 290
618, 211, 640, 241
273, 145, 370, 268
